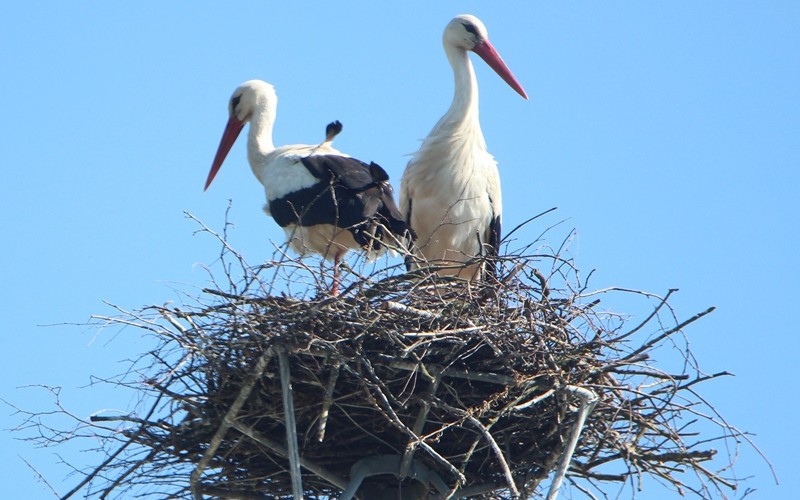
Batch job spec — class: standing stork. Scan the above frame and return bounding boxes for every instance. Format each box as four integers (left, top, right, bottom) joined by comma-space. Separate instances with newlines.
204, 80, 412, 295
400, 14, 527, 280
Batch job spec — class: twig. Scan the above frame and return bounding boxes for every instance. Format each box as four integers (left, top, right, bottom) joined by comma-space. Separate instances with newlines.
317, 360, 341, 443
382, 300, 440, 321
399, 374, 441, 479
60, 392, 166, 499
465, 414, 519, 497
622, 306, 716, 362
501, 207, 558, 244
371, 356, 515, 385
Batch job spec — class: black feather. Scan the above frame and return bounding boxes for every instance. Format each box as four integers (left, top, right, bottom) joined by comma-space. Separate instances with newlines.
368, 162, 390, 183
404, 198, 417, 271
325, 120, 343, 142
269, 155, 414, 252
485, 213, 502, 277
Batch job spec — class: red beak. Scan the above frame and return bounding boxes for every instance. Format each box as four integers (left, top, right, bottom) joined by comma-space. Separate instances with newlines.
204, 116, 246, 191
472, 39, 528, 100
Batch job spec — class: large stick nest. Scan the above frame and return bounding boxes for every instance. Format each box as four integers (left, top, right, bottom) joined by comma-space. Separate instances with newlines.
17, 216, 755, 499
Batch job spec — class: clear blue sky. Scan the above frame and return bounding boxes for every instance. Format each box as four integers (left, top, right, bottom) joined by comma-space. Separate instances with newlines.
2, 2, 797, 498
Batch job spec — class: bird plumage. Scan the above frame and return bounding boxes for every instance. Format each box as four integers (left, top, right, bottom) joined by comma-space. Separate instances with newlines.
204, 80, 412, 292
400, 15, 526, 280
268, 154, 410, 255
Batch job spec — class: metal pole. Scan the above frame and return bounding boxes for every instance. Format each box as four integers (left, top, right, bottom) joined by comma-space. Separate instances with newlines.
278, 348, 304, 499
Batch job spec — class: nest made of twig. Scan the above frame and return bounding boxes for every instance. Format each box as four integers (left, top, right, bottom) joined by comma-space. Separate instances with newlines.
95, 272, 742, 498
17, 215, 755, 499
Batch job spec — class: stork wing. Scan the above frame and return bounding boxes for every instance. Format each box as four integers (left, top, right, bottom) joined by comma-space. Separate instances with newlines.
300, 155, 374, 190
280, 155, 414, 250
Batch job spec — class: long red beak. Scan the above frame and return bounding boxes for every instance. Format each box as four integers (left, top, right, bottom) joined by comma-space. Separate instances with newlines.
204, 116, 246, 191
472, 39, 528, 100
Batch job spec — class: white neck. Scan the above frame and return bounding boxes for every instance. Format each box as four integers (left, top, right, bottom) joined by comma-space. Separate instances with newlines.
438, 44, 480, 132
417, 44, 486, 155
247, 102, 277, 168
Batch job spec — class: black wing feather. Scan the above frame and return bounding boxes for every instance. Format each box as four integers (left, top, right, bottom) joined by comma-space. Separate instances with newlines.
486, 199, 502, 278
269, 155, 414, 251
300, 155, 374, 190
488, 214, 501, 258
403, 198, 418, 271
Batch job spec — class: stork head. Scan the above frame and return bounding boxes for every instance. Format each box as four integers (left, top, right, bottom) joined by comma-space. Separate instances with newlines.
444, 14, 528, 100
204, 80, 277, 190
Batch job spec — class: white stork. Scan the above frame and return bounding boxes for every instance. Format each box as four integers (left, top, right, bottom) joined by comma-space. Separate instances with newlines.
400, 14, 527, 280
204, 80, 412, 295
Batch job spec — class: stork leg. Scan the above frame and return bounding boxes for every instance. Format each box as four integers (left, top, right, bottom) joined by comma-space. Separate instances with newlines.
331, 253, 342, 296
316, 252, 342, 297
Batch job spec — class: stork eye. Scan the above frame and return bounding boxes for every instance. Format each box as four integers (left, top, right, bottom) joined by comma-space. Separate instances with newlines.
462, 22, 478, 35
231, 95, 242, 111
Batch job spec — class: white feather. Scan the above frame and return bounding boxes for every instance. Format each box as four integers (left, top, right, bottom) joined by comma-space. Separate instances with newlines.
400, 15, 522, 279
207, 80, 401, 266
